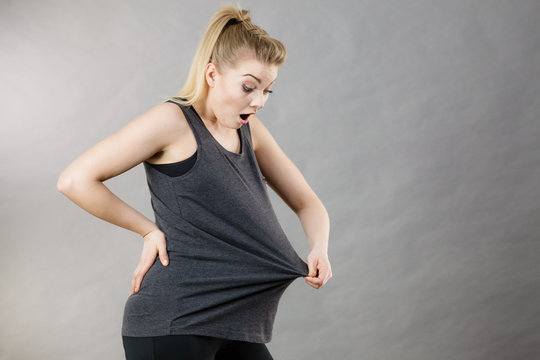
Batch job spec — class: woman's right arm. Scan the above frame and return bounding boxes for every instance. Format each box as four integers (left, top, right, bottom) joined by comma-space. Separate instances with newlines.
57, 102, 184, 294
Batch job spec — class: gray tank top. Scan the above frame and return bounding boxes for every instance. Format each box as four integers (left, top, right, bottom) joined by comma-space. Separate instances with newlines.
121, 100, 309, 343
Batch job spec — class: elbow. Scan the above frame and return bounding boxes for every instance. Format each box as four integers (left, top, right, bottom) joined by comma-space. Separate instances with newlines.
57, 169, 89, 196
57, 169, 101, 196
294, 195, 325, 214
56, 170, 73, 195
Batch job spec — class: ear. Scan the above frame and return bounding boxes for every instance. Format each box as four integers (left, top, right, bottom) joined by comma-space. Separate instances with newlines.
205, 62, 219, 88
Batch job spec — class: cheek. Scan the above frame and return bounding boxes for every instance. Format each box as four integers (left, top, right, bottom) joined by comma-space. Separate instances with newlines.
223, 90, 241, 103
220, 87, 246, 108
215, 79, 251, 111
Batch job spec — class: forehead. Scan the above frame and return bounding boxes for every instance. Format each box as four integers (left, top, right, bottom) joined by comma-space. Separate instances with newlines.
226, 57, 278, 84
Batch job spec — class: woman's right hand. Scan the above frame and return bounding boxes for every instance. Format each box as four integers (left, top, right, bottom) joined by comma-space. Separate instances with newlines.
129, 229, 169, 296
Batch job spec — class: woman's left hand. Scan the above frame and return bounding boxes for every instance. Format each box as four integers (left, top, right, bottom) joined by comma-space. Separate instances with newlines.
304, 248, 332, 289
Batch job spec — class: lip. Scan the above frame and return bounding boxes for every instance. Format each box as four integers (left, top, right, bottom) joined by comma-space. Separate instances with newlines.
238, 113, 254, 125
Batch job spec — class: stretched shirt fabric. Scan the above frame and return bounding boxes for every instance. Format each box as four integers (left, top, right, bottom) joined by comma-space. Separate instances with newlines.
121, 100, 309, 343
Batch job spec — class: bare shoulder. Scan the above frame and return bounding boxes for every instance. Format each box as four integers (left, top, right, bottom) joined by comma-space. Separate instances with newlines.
247, 114, 287, 162
248, 114, 284, 155
247, 114, 267, 153
142, 101, 197, 164
130, 100, 193, 153
57, 100, 193, 183
246, 114, 315, 212
142, 101, 189, 134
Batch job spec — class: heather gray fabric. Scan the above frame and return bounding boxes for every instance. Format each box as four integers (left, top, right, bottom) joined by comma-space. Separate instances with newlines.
121, 100, 309, 343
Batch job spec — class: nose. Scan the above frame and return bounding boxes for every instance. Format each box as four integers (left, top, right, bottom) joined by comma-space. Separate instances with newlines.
250, 91, 265, 111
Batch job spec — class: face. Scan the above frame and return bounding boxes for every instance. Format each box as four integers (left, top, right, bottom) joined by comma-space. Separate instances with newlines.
205, 56, 278, 129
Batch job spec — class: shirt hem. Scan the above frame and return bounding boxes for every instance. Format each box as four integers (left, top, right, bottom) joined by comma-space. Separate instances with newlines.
121, 324, 271, 344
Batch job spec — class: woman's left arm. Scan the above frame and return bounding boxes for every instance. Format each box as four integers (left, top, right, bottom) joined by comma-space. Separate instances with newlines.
250, 116, 332, 289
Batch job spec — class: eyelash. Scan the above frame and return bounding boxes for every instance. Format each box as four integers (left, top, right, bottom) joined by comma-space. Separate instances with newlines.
243, 84, 273, 94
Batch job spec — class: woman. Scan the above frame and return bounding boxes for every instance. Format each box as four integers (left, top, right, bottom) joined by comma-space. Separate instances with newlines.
57, 4, 331, 360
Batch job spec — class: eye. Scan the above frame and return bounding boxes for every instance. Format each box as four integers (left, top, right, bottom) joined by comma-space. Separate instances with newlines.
243, 84, 273, 95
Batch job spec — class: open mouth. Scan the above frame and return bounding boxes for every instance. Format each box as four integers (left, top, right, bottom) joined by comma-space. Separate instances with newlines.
239, 113, 254, 124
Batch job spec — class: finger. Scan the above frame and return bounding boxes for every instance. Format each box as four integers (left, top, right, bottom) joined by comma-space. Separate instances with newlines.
133, 259, 153, 293
130, 268, 139, 294
325, 269, 333, 283
322, 273, 331, 286
304, 271, 321, 282
158, 242, 169, 266
318, 267, 330, 285
305, 277, 322, 288
134, 272, 146, 294
304, 277, 317, 288
134, 268, 151, 293
307, 257, 318, 277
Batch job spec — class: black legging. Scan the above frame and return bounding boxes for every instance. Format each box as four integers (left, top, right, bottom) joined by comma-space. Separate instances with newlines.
122, 334, 274, 360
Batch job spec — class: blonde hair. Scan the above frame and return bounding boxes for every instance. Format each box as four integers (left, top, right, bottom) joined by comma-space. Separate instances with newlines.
164, 4, 287, 107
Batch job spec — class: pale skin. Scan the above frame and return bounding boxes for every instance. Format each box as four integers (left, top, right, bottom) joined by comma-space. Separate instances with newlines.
57, 55, 332, 295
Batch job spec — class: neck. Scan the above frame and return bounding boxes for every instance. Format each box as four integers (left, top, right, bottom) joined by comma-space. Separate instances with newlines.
192, 96, 217, 123
192, 95, 235, 134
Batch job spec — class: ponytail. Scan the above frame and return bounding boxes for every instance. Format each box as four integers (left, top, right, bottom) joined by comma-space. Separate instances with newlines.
164, 4, 286, 107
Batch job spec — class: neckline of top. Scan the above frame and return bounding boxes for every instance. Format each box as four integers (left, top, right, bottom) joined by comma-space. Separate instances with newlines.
190, 105, 244, 157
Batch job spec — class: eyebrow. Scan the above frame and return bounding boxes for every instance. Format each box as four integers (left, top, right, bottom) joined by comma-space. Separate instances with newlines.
243, 73, 276, 85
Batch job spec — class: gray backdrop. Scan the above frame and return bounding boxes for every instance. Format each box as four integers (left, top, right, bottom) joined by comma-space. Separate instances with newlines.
1, 0, 539, 359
